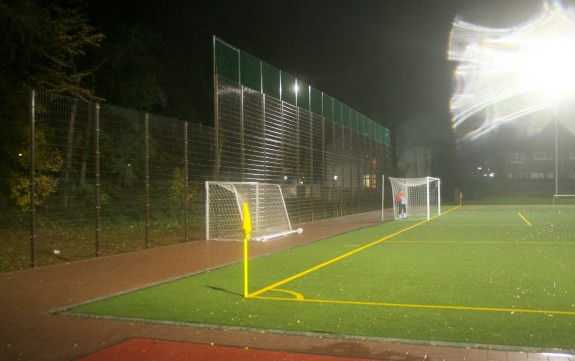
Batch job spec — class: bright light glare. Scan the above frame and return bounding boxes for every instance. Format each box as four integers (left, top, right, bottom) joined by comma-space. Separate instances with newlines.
519, 36, 575, 97
448, 1, 575, 143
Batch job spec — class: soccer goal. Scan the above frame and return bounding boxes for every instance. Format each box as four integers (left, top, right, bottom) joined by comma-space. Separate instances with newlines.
205, 181, 302, 241
388, 177, 441, 220
553, 194, 575, 205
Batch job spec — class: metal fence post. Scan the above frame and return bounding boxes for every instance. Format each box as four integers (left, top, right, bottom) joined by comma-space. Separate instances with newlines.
296, 106, 300, 224
381, 174, 385, 222
240, 85, 245, 181
95, 103, 101, 256
262, 94, 267, 181
184, 121, 189, 242
309, 111, 314, 221
29, 89, 36, 268
212, 36, 220, 181
321, 115, 325, 220
145, 113, 151, 248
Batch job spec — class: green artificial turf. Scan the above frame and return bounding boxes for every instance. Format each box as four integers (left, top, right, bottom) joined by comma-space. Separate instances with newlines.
68, 205, 575, 352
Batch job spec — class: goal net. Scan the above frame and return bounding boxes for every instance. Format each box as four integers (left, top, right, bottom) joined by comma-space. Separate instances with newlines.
205, 182, 301, 241
389, 177, 441, 220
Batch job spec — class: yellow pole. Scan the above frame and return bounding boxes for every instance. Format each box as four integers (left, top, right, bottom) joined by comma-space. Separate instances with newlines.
242, 203, 252, 297
243, 235, 248, 297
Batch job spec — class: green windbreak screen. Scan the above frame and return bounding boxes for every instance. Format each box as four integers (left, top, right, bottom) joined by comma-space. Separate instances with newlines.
262, 62, 280, 99
333, 99, 342, 124
351, 109, 359, 131
215, 39, 239, 83
214, 37, 390, 145
342, 104, 351, 127
298, 81, 310, 111
323, 95, 333, 120
281, 72, 296, 107
240, 51, 261, 91
310, 88, 322, 115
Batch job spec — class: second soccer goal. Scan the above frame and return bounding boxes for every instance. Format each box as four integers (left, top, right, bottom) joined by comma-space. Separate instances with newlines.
389, 177, 441, 220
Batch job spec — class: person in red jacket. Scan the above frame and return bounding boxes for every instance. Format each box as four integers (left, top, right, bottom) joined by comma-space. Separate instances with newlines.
396, 191, 407, 219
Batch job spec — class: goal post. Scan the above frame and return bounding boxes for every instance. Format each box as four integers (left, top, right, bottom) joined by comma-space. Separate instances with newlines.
205, 181, 302, 241
388, 177, 441, 220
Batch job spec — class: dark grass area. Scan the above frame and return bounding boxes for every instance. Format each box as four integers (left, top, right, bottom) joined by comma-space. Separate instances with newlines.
68, 205, 575, 352
0, 216, 204, 273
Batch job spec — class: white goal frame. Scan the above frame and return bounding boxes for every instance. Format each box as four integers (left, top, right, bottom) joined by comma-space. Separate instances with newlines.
388, 177, 441, 221
205, 181, 301, 241
553, 194, 575, 205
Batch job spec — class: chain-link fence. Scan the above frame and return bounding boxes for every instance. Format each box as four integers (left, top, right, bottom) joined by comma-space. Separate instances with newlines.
214, 37, 394, 223
0, 86, 391, 272
0, 90, 214, 271
0, 40, 393, 272
216, 77, 393, 223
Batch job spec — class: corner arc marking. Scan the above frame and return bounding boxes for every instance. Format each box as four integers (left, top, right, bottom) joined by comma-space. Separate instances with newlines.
268, 288, 304, 300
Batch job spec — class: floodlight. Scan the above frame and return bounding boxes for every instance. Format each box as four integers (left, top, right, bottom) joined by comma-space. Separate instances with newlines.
448, 1, 575, 142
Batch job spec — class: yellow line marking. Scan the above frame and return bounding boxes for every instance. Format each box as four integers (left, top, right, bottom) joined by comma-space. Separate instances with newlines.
385, 240, 575, 245
249, 295, 575, 316
425, 223, 525, 226
267, 288, 305, 300
517, 211, 532, 226
248, 206, 461, 298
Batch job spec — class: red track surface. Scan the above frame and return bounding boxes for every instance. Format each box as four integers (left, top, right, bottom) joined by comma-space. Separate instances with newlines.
78, 338, 375, 361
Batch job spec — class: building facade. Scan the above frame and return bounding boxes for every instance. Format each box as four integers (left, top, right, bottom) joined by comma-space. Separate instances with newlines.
500, 127, 575, 195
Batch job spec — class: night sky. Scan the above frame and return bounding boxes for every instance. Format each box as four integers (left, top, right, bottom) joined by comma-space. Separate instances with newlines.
89, 0, 546, 124
87, 0, 554, 182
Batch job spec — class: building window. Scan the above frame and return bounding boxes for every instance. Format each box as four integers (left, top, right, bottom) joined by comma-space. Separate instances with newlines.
510, 153, 524, 163
511, 172, 529, 179
363, 156, 377, 189
533, 152, 552, 160
530, 172, 545, 179
363, 174, 376, 189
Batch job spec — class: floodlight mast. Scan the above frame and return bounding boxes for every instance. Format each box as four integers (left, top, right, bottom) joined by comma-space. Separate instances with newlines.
524, 19, 575, 197
555, 116, 558, 195
535, 34, 575, 197
528, 33, 575, 196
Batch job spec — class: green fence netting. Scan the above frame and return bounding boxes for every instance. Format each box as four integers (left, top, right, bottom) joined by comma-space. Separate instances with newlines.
214, 37, 391, 145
